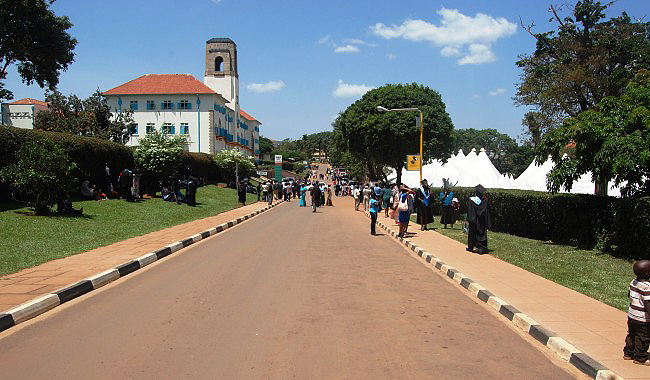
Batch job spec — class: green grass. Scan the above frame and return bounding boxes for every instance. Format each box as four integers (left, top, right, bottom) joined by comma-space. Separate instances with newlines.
410, 215, 632, 311
0, 186, 258, 276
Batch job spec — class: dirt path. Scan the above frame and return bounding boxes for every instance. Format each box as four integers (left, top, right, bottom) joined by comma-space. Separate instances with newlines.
0, 195, 580, 379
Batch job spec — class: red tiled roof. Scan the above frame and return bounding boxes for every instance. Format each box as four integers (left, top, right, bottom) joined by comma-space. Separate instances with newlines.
9, 98, 48, 106
240, 108, 258, 122
103, 74, 217, 95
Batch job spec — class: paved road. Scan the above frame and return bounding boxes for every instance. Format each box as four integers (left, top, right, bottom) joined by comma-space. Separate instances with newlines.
0, 198, 579, 379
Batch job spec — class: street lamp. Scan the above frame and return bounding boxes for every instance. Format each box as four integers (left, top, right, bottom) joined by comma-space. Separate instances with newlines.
377, 105, 424, 183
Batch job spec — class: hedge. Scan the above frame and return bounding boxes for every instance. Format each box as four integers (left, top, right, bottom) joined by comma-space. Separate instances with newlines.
0, 126, 133, 190
433, 187, 649, 259
0, 126, 221, 194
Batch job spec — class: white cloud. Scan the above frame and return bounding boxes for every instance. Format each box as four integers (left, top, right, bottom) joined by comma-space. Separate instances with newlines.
458, 43, 497, 65
488, 87, 505, 96
246, 80, 285, 93
333, 80, 374, 98
334, 44, 360, 53
387, 53, 397, 60
370, 7, 516, 65
343, 38, 378, 47
318, 35, 331, 44
472, 94, 481, 100
441, 46, 460, 57
210, 0, 222, 4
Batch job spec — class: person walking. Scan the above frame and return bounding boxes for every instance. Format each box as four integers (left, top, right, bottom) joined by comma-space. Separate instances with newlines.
363, 184, 371, 211
397, 186, 413, 238
310, 181, 321, 212
369, 193, 380, 235
299, 182, 307, 207
382, 183, 392, 217
326, 185, 333, 206
353, 186, 361, 211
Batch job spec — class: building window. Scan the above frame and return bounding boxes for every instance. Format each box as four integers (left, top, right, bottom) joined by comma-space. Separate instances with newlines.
180, 123, 189, 135
129, 101, 138, 111
146, 123, 155, 134
146, 100, 155, 110
162, 123, 175, 134
215, 56, 223, 72
131, 124, 138, 135
161, 100, 174, 110
178, 100, 191, 110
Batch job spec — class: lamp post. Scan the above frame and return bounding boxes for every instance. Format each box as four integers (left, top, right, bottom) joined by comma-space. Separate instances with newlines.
377, 105, 424, 183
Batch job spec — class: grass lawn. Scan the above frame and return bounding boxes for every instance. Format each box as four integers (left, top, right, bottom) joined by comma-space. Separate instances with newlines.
410, 215, 632, 311
0, 186, 258, 276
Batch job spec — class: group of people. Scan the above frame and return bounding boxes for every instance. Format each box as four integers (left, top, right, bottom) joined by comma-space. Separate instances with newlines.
343, 179, 491, 254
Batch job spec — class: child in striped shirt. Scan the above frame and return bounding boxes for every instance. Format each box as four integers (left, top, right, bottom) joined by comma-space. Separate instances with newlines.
624, 260, 650, 365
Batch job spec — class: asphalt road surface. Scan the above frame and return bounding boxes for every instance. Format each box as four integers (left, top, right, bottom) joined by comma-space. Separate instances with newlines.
0, 197, 580, 379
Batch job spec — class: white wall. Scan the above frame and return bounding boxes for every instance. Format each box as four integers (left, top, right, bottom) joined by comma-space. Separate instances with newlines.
1, 104, 48, 129
106, 94, 226, 154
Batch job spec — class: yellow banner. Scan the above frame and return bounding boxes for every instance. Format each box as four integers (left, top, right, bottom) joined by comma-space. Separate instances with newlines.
406, 155, 421, 171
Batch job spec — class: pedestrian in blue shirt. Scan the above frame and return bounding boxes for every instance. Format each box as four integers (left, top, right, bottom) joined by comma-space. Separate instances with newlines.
369, 193, 380, 235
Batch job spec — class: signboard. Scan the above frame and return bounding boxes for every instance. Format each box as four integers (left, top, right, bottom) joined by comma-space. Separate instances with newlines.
406, 154, 421, 171
257, 171, 268, 177
274, 154, 283, 181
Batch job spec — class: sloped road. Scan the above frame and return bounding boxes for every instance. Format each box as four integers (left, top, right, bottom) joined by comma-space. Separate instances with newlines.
0, 198, 579, 379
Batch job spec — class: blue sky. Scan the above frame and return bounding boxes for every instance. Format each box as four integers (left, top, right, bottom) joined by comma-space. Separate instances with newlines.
4, 0, 647, 141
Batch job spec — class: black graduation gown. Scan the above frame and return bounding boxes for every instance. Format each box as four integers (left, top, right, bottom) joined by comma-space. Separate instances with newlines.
238, 184, 247, 203
415, 187, 433, 225
467, 197, 492, 253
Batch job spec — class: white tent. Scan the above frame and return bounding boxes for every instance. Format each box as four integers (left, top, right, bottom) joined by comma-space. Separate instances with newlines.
387, 148, 621, 196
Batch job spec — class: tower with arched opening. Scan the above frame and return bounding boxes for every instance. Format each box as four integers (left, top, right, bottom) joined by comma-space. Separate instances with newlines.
204, 38, 238, 107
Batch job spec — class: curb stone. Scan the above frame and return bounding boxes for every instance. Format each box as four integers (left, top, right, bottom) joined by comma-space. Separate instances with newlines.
0, 201, 284, 333
365, 212, 624, 380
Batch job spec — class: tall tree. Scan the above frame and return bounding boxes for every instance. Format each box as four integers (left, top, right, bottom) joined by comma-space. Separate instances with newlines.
333, 83, 454, 184
515, 0, 650, 132
258, 136, 274, 156
34, 89, 136, 144
537, 69, 650, 196
0, 0, 77, 101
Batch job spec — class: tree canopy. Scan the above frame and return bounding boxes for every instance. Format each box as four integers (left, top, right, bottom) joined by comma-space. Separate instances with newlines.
332, 83, 454, 184
537, 69, 650, 197
0, 0, 77, 101
34, 89, 136, 144
515, 0, 650, 136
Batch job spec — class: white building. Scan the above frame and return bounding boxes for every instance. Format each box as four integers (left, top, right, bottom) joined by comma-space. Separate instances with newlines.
0, 98, 49, 129
103, 38, 260, 158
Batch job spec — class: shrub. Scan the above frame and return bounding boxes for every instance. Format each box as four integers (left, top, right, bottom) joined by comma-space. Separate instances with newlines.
133, 131, 186, 182
180, 151, 220, 182
0, 139, 76, 214
214, 149, 256, 182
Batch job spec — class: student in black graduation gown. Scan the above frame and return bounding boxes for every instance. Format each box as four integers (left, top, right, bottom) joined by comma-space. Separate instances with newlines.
414, 179, 434, 230
466, 184, 492, 254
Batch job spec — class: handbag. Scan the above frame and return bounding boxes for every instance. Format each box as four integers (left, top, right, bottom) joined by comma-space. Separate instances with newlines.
397, 194, 409, 211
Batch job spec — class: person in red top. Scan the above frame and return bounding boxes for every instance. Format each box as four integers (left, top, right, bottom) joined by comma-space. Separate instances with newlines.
625, 260, 650, 365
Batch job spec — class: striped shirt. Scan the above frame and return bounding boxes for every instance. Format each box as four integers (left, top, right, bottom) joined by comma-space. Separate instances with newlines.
628, 279, 650, 322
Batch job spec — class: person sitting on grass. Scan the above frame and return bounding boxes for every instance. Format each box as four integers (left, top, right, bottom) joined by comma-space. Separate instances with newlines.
624, 260, 650, 366
56, 193, 83, 215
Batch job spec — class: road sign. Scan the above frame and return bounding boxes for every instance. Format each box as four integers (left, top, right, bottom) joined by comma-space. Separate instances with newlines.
406, 155, 421, 171
274, 155, 282, 165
